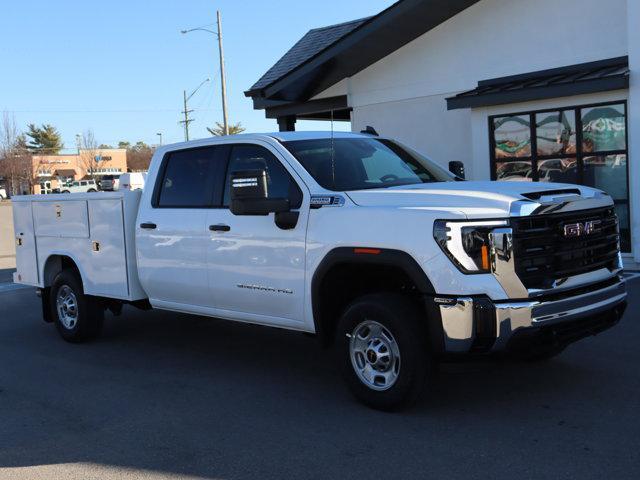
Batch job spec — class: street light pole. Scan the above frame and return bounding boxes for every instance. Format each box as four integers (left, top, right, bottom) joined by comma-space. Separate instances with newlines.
217, 11, 229, 136
179, 78, 210, 142
182, 90, 191, 141
181, 10, 230, 136
157, 132, 163, 146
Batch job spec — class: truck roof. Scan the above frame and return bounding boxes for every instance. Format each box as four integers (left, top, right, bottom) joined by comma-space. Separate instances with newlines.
160, 131, 376, 151
263, 131, 373, 142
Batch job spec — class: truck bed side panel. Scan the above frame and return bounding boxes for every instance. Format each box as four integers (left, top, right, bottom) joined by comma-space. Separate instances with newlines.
12, 201, 38, 286
12, 192, 147, 302
86, 199, 129, 298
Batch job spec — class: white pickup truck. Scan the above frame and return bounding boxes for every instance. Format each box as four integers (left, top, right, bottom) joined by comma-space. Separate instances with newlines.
12, 131, 627, 410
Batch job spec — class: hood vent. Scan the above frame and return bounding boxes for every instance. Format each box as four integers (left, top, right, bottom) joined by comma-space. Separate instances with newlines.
521, 189, 581, 201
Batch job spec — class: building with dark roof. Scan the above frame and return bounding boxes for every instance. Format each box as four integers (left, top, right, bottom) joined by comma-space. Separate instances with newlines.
247, 0, 640, 265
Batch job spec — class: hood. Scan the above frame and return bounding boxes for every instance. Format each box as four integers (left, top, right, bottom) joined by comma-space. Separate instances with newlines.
345, 181, 609, 219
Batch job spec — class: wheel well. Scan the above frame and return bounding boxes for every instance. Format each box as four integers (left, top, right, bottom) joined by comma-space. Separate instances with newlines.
313, 261, 425, 346
43, 255, 81, 287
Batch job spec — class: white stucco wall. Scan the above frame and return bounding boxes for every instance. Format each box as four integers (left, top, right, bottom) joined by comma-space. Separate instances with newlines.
349, 0, 627, 107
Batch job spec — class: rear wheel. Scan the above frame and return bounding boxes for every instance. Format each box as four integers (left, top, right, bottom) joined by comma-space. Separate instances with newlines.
61, 190, 70, 194
50, 269, 104, 342
336, 293, 431, 411
87, 188, 97, 192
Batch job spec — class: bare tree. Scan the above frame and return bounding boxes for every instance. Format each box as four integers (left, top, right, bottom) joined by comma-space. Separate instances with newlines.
0, 112, 33, 195
126, 141, 154, 172
79, 129, 99, 179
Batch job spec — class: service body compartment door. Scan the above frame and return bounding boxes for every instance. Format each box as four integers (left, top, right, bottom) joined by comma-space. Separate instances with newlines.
33, 200, 89, 238
86, 199, 129, 298
12, 201, 38, 285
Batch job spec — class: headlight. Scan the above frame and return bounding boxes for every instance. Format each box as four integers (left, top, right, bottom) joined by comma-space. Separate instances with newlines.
434, 220, 508, 273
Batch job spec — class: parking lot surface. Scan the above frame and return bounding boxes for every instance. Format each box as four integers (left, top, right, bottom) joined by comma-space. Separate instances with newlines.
0, 269, 639, 480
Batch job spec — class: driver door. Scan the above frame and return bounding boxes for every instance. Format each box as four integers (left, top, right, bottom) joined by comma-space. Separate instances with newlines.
205, 143, 309, 325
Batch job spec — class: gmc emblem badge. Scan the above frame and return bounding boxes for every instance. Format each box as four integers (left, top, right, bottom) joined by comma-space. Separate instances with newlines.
563, 220, 601, 237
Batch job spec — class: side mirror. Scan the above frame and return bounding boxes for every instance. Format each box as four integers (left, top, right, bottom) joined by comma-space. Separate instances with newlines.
449, 161, 465, 179
230, 169, 290, 216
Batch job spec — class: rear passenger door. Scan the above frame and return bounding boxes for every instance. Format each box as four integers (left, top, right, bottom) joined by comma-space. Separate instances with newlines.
136, 146, 228, 309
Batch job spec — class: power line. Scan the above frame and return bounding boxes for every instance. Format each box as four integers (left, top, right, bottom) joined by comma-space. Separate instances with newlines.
5, 108, 220, 113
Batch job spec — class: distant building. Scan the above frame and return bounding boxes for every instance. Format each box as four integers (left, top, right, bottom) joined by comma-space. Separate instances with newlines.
32, 148, 127, 194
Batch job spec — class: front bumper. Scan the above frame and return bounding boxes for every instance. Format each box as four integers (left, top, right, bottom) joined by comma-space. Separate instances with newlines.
434, 276, 627, 354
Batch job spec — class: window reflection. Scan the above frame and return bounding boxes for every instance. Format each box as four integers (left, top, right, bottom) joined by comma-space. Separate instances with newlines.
582, 154, 627, 200
536, 111, 576, 156
581, 104, 626, 153
537, 158, 577, 183
495, 160, 533, 181
493, 115, 531, 158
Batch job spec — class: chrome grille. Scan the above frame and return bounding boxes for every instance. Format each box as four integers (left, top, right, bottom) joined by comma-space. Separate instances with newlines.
511, 207, 619, 289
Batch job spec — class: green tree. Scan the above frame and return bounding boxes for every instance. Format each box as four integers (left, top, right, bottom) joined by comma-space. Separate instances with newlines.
25, 123, 63, 154
132, 141, 150, 151
117, 141, 131, 149
98, 144, 113, 149
207, 122, 245, 136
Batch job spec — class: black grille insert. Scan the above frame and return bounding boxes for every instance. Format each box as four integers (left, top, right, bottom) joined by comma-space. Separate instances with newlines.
512, 207, 619, 289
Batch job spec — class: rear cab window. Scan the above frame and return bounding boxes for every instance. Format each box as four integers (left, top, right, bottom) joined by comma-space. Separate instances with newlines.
154, 146, 228, 208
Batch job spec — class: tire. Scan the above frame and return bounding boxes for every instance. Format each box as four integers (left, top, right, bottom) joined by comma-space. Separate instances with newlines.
61, 190, 70, 194
336, 293, 431, 411
50, 269, 104, 343
87, 188, 96, 192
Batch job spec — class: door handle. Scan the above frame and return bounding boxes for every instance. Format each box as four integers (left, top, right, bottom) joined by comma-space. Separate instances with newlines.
209, 224, 231, 232
140, 222, 157, 230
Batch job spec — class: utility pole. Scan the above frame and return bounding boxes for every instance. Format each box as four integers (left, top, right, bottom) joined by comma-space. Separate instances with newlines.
217, 11, 229, 136
179, 78, 210, 142
181, 11, 230, 135
180, 90, 194, 141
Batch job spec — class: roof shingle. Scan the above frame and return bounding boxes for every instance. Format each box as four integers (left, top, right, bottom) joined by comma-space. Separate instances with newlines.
248, 17, 370, 93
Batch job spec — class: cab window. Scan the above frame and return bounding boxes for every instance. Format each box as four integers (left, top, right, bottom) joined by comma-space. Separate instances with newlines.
223, 145, 302, 208
155, 146, 227, 208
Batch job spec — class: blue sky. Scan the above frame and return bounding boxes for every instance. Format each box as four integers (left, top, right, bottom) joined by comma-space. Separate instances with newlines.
0, 0, 392, 152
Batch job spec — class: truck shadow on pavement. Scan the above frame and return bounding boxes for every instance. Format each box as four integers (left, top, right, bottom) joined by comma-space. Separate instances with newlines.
0, 279, 638, 479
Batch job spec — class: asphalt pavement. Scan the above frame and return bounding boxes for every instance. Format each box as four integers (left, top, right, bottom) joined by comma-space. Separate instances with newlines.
0, 269, 639, 480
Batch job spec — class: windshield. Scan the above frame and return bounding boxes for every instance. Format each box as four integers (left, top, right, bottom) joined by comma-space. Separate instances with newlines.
283, 137, 453, 191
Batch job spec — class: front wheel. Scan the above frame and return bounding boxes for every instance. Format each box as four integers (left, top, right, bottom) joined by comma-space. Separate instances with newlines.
336, 293, 431, 411
50, 269, 104, 342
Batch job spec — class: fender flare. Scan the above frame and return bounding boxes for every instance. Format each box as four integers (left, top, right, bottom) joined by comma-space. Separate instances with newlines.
41, 252, 87, 289
311, 247, 437, 343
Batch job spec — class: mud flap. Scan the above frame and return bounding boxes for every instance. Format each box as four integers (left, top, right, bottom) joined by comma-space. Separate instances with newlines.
39, 287, 53, 323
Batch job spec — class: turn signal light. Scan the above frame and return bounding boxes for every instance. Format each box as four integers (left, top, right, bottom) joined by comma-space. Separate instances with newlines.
481, 245, 490, 270
354, 248, 381, 255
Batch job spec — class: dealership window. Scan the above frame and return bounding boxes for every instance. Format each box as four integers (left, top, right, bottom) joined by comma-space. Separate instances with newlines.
490, 102, 630, 252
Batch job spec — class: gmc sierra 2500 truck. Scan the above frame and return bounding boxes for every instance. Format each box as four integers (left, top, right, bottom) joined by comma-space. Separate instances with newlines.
12, 131, 627, 410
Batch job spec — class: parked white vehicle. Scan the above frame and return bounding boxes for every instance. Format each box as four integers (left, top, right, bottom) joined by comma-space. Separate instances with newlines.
100, 174, 120, 191
12, 132, 627, 410
0, 187, 7, 199
118, 172, 146, 191
60, 179, 98, 193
